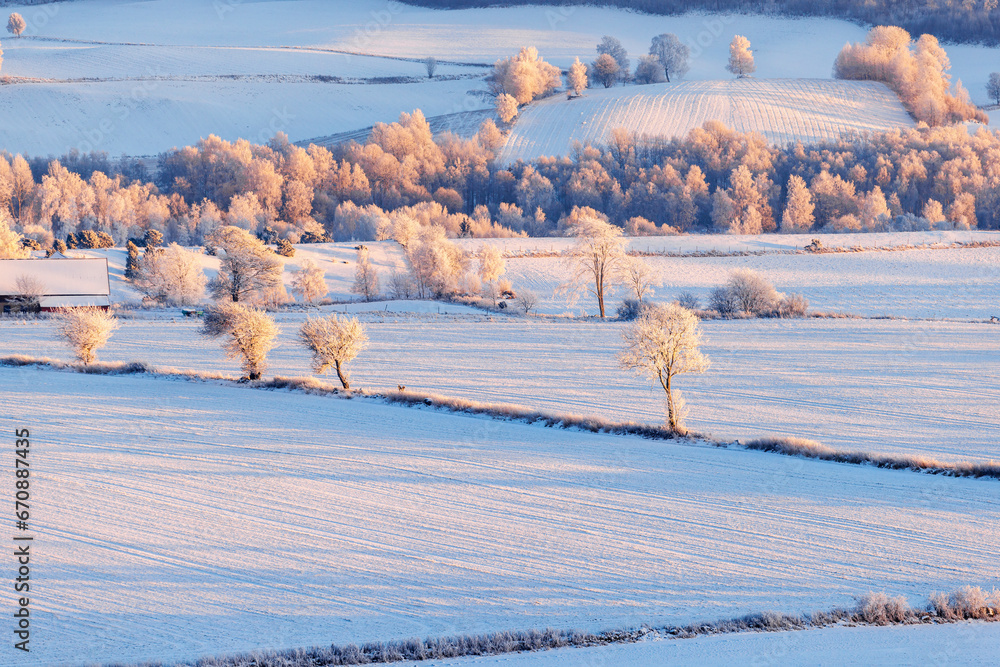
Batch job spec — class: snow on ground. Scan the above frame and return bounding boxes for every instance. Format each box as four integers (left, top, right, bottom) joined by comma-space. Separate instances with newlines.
2, 0, 999, 156
0, 77, 486, 157
396, 622, 1000, 666
70, 230, 1000, 320
1, 367, 998, 665
2, 316, 998, 464
499, 79, 914, 163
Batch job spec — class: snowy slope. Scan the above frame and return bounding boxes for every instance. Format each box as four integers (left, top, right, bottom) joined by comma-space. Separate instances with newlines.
1, 0, 998, 156
499, 79, 915, 162
1, 367, 998, 665
1, 316, 998, 464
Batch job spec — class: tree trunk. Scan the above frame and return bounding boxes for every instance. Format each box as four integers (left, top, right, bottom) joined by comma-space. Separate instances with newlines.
660, 371, 675, 431
335, 360, 350, 389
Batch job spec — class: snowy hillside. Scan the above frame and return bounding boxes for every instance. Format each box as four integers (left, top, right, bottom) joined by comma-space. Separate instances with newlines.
1, 367, 998, 665
498, 79, 915, 162
0, 0, 997, 156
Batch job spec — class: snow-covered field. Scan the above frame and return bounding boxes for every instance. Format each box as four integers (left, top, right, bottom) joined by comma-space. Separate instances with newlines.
2, 315, 997, 464
70, 230, 1000, 319
499, 79, 914, 163
1, 0, 998, 156
1, 367, 998, 665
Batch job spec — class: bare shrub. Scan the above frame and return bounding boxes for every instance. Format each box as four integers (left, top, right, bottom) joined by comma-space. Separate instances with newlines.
388, 270, 414, 299
727, 269, 779, 314
200, 303, 279, 380
857, 592, 913, 625
676, 291, 699, 310
516, 289, 538, 315
56, 307, 119, 364
298, 315, 369, 389
775, 293, 809, 318
709, 285, 739, 315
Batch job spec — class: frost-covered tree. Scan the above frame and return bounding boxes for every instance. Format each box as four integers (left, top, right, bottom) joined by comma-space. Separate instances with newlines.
560, 212, 628, 318
135, 243, 207, 306
207, 226, 283, 303
57, 307, 119, 364
487, 46, 560, 105
291, 258, 328, 303
618, 303, 709, 433
591, 53, 620, 88
7, 13, 25, 38
0, 212, 28, 258
567, 57, 588, 96
495, 93, 518, 124
719, 269, 780, 315
425, 56, 437, 78
200, 302, 279, 380
923, 198, 946, 224
649, 33, 690, 82
780, 175, 815, 233
597, 35, 629, 83
633, 55, 666, 85
859, 186, 891, 230
351, 246, 380, 302
988, 73, 1000, 105
405, 224, 470, 298
727, 35, 755, 78
623, 256, 660, 302
477, 243, 505, 306
298, 315, 369, 389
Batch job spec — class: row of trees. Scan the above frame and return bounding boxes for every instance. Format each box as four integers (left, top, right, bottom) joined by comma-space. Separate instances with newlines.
834, 26, 986, 126
54, 297, 706, 433
5, 116, 1000, 250
399, 0, 1000, 47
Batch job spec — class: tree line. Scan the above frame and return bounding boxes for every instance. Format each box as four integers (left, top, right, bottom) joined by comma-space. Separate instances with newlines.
398, 0, 1000, 47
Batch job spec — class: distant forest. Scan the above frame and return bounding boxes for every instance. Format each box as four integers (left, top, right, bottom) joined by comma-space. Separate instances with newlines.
399, 0, 1000, 45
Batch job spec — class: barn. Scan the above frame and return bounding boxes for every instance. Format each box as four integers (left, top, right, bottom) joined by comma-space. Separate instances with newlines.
0, 257, 111, 314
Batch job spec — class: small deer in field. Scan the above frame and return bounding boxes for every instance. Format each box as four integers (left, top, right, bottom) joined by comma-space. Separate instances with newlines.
398, 384, 406, 391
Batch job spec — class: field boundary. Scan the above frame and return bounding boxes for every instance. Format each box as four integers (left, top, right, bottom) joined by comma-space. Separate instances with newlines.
3, 355, 999, 481
159, 587, 1000, 666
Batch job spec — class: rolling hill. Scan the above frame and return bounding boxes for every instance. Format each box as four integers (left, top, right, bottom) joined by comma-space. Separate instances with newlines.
498, 78, 916, 164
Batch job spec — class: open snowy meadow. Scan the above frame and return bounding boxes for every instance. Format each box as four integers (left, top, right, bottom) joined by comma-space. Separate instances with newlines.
1, 0, 999, 156
1, 366, 999, 665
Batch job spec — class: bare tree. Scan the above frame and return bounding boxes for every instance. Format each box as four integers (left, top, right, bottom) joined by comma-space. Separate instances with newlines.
56, 307, 119, 364
292, 258, 328, 303
200, 302, 279, 380
591, 53, 620, 88
135, 243, 206, 306
13, 274, 44, 309
298, 315, 369, 389
207, 226, 283, 303
425, 56, 438, 78
649, 33, 690, 82
566, 57, 588, 96
350, 246, 380, 302
516, 289, 538, 315
560, 214, 628, 318
727, 35, 755, 78
618, 303, 709, 433
623, 256, 660, 302
7, 13, 25, 38
988, 73, 1000, 105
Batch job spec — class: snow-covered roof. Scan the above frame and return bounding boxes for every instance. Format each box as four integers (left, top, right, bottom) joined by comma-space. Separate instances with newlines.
0, 258, 111, 301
